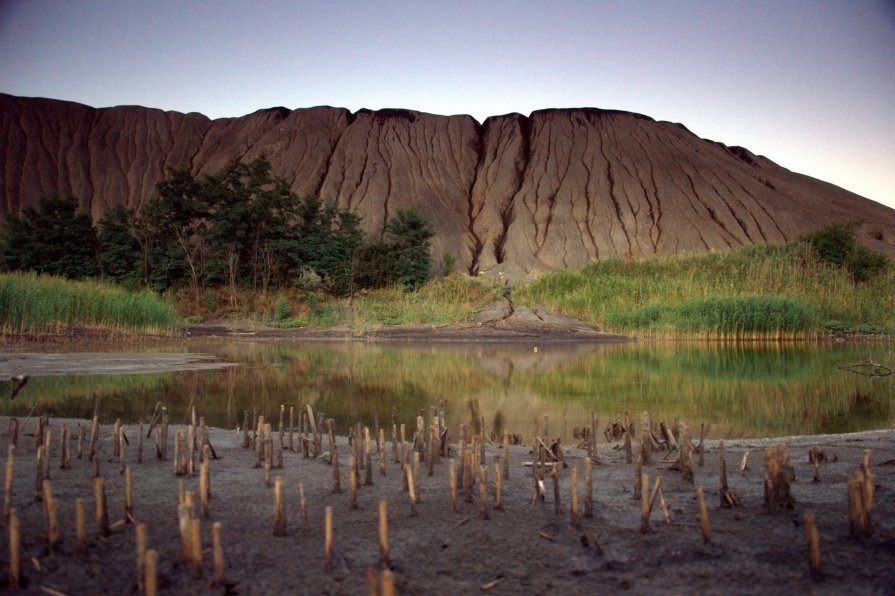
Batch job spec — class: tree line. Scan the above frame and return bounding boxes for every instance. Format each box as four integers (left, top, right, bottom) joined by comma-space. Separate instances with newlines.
1, 156, 435, 298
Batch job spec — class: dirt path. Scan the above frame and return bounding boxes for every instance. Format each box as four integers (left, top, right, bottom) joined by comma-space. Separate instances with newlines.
0, 416, 892, 594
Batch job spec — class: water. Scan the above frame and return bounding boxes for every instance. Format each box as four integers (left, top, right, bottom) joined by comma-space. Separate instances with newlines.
1, 340, 892, 442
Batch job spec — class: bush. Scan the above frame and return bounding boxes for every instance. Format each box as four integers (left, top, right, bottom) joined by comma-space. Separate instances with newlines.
800, 223, 889, 283
848, 244, 890, 283
800, 223, 855, 267
275, 294, 291, 321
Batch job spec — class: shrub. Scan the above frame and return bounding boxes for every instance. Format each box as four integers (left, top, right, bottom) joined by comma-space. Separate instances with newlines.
275, 294, 291, 321
799, 223, 890, 283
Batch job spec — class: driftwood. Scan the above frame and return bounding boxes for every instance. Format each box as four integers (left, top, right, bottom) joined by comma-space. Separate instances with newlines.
550, 438, 568, 469
603, 415, 628, 443
838, 359, 893, 377
659, 420, 678, 454
534, 437, 560, 462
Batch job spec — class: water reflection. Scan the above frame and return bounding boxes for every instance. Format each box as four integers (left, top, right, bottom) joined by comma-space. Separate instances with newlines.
1, 341, 892, 442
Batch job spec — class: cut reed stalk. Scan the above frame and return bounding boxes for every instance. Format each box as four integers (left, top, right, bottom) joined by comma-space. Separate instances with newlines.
144, 549, 158, 596
9, 508, 20, 588
3, 445, 13, 520
273, 477, 287, 536
75, 497, 86, 552
584, 456, 593, 518
803, 511, 821, 575
299, 482, 309, 535
379, 499, 390, 568
324, 506, 334, 573
94, 476, 109, 535
212, 521, 225, 587
696, 486, 711, 544
135, 522, 148, 592
570, 467, 580, 528
493, 460, 503, 511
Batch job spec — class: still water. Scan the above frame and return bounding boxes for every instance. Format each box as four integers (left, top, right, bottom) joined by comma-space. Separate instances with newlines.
1, 340, 893, 442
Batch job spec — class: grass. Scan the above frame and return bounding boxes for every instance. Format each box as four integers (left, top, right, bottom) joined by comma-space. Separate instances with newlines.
0, 271, 180, 336
266, 274, 503, 330
515, 243, 895, 339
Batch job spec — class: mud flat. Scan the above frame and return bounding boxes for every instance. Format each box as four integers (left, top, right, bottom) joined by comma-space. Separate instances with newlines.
0, 413, 892, 594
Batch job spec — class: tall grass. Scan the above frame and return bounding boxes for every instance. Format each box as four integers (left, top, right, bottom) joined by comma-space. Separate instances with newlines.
0, 272, 180, 336
516, 243, 894, 338
273, 274, 503, 330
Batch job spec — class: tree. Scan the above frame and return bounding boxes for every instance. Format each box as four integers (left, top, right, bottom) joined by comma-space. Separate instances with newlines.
1, 195, 97, 279
202, 156, 299, 292
294, 198, 365, 295
98, 205, 141, 285
352, 241, 398, 289
147, 168, 212, 299
385, 208, 434, 290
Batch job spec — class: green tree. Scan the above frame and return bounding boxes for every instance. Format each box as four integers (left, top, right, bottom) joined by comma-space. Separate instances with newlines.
385, 208, 434, 290
352, 241, 397, 289
145, 168, 212, 298
98, 205, 141, 285
201, 156, 300, 294
1, 195, 97, 279
293, 197, 365, 295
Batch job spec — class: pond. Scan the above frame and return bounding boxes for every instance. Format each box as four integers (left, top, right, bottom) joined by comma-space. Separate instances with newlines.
1, 340, 892, 443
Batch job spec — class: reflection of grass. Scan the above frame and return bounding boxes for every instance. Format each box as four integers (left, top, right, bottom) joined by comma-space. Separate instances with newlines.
4, 342, 891, 440
0, 373, 169, 420
512, 343, 895, 436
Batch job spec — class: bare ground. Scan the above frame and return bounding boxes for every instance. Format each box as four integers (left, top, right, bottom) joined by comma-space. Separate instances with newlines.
0, 416, 892, 595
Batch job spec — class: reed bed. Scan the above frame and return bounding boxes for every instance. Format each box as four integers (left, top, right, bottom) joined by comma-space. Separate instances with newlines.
0, 272, 180, 336
516, 243, 894, 338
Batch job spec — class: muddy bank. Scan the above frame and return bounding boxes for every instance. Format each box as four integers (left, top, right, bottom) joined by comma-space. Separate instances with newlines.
0, 415, 892, 594
184, 301, 630, 344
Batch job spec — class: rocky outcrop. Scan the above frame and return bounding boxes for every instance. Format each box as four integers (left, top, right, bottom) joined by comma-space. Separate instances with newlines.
2, 93, 894, 279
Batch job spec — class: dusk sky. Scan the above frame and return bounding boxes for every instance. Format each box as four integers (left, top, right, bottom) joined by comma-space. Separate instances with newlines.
1, 0, 893, 210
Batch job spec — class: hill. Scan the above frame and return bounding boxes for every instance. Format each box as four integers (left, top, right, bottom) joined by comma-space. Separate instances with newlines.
2, 94, 893, 279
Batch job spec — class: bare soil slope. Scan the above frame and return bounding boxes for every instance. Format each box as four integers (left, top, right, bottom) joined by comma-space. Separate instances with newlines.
3, 94, 894, 279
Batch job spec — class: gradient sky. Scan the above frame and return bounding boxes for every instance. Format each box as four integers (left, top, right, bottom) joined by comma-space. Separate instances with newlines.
1, 0, 893, 210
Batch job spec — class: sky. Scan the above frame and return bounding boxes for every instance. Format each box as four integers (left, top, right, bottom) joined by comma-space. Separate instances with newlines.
1, 0, 893, 210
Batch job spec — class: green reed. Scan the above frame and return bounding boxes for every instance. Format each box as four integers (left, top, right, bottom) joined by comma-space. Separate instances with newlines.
516, 243, 894, 338
0, 272, 180, 336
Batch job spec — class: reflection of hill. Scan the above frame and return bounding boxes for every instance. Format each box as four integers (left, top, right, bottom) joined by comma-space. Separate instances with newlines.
469, 342, 609, 378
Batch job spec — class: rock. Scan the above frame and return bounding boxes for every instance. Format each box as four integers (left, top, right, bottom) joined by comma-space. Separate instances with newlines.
473, 299, 513, 324
3, 94, 894, 279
